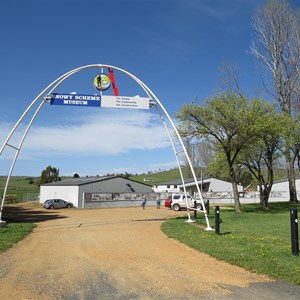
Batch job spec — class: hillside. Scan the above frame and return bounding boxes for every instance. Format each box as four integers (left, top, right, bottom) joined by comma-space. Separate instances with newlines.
130, 168, 185, 185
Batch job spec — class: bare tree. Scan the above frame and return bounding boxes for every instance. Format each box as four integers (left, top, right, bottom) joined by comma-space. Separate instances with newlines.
183, 139, 214, 178
250, 0, 300, 202
219, 62, 244, 97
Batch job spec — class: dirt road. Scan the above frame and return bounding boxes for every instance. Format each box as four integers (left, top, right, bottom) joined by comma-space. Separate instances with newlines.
0, 205, 299, 299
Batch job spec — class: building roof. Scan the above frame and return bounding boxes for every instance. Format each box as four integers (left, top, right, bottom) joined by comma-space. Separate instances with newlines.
41, 175, 151, 187
156, 177, 239, 187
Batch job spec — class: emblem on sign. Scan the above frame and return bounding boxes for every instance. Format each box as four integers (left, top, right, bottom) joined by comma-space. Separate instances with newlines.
93, 74, 111, 91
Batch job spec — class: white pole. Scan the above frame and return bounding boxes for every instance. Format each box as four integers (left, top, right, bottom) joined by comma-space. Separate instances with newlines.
154, 105, 193, 222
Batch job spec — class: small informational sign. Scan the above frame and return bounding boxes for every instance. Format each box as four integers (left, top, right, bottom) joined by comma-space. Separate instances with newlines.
101, 95, 150, 110
50, 93, 101, 107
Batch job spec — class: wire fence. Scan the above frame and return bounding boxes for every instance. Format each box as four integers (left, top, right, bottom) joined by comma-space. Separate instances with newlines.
22, 193, 39, 202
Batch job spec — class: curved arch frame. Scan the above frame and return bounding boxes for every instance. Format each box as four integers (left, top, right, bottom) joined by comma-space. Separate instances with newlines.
0, 64, 212, 230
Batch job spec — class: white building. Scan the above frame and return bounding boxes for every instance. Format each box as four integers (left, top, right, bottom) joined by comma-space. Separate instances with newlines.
153, 177, 243, 196
269, 178, 300, 201
40, 175, 154, 208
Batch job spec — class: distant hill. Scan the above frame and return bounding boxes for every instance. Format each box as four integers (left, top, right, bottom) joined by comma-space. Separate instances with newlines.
0, 176, 71, 202
130, 168, 185, 185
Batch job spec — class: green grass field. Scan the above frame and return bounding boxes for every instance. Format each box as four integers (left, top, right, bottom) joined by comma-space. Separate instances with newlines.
161, 202, 300, 285
130, 168, 186, 185
0, 176, 39, 202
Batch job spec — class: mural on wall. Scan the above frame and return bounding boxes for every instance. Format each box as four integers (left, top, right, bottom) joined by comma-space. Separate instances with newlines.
85, 193, 158, 202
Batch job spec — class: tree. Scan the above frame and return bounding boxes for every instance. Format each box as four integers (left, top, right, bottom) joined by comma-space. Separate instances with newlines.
250, 0, 300, 202
40, 166, 61, 185
183, 140, 213, 178
208, 152, 253, 187
219, 62, 244, 97
73, 173, 80, 178
176, 93, 266, 213
238, 103, 290, 210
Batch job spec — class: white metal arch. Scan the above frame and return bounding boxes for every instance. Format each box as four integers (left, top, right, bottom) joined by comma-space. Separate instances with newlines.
0, 64, 212, 230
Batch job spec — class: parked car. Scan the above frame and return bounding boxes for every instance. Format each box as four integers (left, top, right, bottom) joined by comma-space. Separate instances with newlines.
171, 193, 203, 211
43, 199, 73, 209
164, 196, 172, 208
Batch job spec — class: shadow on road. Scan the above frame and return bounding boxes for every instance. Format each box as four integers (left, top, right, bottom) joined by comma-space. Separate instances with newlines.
2, 204, 68, 223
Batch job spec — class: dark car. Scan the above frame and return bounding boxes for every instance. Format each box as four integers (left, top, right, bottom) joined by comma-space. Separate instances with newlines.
43, 199, 73, 209
164, 196, 172, 208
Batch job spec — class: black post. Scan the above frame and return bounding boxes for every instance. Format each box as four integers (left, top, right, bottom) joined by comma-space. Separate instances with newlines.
215, 206, 220, 234
290, 209, 299, 256
194, 201, 197, 219
206, 200, 210, 215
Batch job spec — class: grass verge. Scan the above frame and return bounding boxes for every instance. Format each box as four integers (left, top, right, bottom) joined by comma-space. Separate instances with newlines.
0, 222, 35, 253
161, 202, 300, 285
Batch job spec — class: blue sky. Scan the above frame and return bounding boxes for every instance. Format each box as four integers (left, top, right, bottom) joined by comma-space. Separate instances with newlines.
0, 0, 298, 177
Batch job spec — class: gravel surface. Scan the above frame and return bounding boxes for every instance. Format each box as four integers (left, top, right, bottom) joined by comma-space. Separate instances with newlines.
1, 204, 299, 299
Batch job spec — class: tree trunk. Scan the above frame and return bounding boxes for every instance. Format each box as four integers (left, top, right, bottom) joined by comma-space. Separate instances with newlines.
232, 180, 241, 213
229, 166, 241, 213
286, 157, 298, 202
260, 186, 270, 211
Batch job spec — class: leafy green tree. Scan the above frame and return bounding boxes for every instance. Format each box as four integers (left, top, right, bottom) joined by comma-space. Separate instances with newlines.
40, 166, 61, 185
207, 152, 231, 180
208, 152, 253, 188
238, 103, 291, 210
176, 93, 267, 213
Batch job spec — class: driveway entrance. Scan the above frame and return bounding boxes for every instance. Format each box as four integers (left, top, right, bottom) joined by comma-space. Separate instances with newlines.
1, 205, 299, 299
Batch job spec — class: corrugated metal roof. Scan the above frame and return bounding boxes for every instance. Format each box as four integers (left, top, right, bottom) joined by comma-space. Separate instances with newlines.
41, 175, 152, 187
41, 175, 121, 186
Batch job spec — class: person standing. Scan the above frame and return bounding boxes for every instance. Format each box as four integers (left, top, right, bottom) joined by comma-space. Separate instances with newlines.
141, 198, 147, 209
156, 196, 161, 209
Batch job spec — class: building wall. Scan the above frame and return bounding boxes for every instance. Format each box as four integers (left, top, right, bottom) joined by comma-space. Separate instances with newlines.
208, 178, 243, 192
83, 193, 158, 208
155, 178, 243, 195
271, 179, 300, 201
77, 177, 153, 208
40, 186, 79, 207
153, 184, 180, 193
179, 178, 243, 197
271, 180, 291, 191
40, 177, 153, 208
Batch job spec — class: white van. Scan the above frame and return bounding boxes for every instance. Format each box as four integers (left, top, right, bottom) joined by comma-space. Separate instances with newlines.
171, 193, 203, 211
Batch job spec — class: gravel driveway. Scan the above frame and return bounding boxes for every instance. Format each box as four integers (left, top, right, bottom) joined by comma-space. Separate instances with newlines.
0, 204, 299, 299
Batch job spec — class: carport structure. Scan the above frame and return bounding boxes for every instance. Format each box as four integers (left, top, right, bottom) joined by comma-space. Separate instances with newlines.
0, 64, 212, 230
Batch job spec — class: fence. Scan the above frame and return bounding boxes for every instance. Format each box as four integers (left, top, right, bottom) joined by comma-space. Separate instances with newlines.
22, 193, 40, 202
195, 191, 288, 205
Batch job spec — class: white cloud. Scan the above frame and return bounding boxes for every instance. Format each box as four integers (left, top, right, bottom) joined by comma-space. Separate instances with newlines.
0, 110, 173, 159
